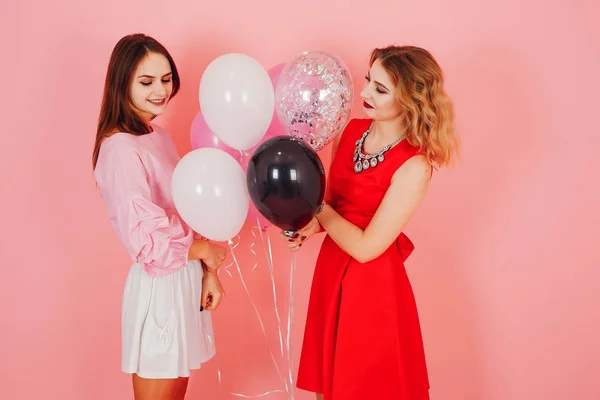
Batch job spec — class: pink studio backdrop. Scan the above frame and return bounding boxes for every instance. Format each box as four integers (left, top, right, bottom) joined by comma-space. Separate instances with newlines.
2, 0, 599, 399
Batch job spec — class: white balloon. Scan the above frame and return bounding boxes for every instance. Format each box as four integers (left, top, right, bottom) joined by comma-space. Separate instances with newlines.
171, 148, 249, 242
199, 53, 275, 151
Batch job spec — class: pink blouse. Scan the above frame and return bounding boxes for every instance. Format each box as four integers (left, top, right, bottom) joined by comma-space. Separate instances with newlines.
94, 124, 197, 278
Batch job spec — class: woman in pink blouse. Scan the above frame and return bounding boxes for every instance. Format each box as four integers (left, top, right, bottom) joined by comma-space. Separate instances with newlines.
92, 33, 226, 399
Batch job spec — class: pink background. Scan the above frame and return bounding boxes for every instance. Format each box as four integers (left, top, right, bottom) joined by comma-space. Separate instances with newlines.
3, 0, 599, 399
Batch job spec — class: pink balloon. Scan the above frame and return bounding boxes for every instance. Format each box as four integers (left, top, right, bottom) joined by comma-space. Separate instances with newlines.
190, 111, 243, 163
268, 62, 286, 88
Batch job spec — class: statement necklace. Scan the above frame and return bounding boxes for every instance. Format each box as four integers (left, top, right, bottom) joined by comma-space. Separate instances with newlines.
353, 122, 405, 173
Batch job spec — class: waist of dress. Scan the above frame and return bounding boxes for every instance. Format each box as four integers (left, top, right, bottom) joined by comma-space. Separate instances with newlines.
331, 207, 415, 262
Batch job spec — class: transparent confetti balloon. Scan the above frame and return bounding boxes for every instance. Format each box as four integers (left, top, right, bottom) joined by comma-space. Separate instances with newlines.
275, 51, 354, 152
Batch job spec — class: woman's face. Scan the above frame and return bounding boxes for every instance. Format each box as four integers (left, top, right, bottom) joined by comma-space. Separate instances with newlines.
360, 58, 402, 122
130, 52, 173, 122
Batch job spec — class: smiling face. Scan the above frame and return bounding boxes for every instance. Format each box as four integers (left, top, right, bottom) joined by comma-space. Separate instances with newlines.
360, 58, 403, 122
130, 52, 174, 122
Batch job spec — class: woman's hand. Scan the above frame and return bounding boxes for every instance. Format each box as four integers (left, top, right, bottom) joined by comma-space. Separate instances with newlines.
203, 242, 227, 273
281, 217, 322, 252
201, 271, 225, 311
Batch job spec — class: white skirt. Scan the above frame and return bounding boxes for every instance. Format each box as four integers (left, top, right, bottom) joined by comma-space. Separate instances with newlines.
121, 260, 216, 379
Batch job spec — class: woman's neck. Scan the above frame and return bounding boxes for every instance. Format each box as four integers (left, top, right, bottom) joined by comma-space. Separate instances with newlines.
371, 118, 405, 144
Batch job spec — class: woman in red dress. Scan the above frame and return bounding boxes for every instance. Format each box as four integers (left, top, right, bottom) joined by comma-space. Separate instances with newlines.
284, 46, 459, 400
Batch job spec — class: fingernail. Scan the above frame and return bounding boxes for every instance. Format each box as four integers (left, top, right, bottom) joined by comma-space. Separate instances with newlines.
301, 236, 306, 240
200, 306, 204, 312
299, 244, 303, 247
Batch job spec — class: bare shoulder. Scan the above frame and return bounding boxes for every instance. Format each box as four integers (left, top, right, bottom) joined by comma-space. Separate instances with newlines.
392, 154, 432, 183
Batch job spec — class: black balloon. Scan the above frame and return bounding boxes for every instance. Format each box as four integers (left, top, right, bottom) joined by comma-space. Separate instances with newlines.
246, 136, 326, 233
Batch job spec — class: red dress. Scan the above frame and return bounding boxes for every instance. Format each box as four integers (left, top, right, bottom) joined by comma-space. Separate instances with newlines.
296, 118, 430, 400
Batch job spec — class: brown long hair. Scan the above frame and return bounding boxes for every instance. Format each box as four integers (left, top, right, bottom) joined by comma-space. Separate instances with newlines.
370, 46, 459, 168
92, 33, 181, 169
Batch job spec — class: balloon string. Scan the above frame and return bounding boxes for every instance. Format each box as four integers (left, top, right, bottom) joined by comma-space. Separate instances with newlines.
249, 228, 259, 272
257, 220, 285, 360
203, 329, 226, 389
286, 252, 297, 400
229, 390, 286, 398
220, 235, 241, 278
228, 240, 290, 395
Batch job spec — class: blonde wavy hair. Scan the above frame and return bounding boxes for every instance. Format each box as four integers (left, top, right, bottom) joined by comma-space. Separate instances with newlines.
370, 46, 459, 168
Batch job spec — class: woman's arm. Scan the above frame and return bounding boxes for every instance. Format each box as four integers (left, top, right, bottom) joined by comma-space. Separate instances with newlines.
188, 240, 226, 273
95, 140, 226, 276
316, 155, 431, 263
